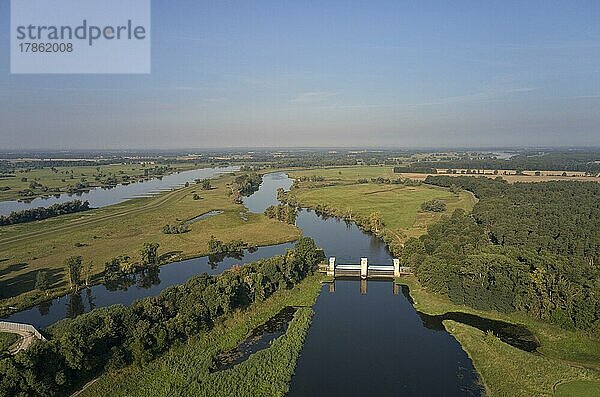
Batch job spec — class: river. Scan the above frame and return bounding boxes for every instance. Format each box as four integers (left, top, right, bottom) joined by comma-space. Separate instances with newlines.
5, 171, 502, 395
0, 166, 239, 216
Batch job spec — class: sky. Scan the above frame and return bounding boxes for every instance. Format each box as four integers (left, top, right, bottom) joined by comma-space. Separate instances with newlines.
0, 0, 599, 150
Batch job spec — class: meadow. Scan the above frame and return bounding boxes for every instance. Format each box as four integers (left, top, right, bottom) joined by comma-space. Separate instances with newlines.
0, 162, 201, 201
0, 173, 300, 313
287, 167, 476, 241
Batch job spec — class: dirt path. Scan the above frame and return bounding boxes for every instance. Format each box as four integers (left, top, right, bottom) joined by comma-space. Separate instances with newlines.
2, 329, 35, 354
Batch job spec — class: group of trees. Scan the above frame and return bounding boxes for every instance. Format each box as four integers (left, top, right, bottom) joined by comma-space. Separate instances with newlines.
232, 173, 262, 196
420, 199, 447, 212
196, 179, 212, 190
264, 204, 297, 224
103, 244, 161, 291
0, 200, 90, 226
162, 223, 190, 234
402, 176, 600, 331
207, 236, 250, 257
0, 238, 325, 396
227, 173, 263, 203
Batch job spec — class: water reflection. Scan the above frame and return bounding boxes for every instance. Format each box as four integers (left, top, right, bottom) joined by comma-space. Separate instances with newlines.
0, 166, 239, 216
212, 306, 299, 372
4, 242, 293, 329
288, 280, 482, 397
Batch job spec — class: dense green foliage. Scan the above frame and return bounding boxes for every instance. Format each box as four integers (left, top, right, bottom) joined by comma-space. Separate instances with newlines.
207, 236, 252, 258
264, 204, 297, 224
233, 173, 263, 196
0, 333, 18, 354
0, 200, 90, 226
402, 176, 600, 331
81, 273, 324, 397
420, 199, 446, 212
0, 238, 324, 396
161, 223, 189, 234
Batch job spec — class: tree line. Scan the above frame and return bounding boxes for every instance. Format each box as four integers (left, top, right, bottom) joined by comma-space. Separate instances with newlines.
0, 200, 90, 226
401, 176, 600, 331
402, 151, 600, 174
0, 238, 325, 396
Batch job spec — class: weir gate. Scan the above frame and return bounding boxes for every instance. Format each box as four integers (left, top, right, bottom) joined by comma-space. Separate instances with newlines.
319, 257, 411, 279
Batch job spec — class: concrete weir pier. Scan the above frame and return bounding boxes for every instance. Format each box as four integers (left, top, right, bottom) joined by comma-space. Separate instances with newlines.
323, 257, 411, 279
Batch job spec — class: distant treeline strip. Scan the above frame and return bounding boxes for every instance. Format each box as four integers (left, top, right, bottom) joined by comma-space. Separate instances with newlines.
406, 151, 600, 173
0, 200, 90, 226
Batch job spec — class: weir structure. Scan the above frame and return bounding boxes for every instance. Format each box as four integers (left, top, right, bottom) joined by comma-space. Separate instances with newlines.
324, 257, 411, 279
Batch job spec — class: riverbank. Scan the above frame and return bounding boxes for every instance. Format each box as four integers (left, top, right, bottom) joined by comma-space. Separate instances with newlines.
0, 172, 300, 316
398, 275, 600, 396
0, 162, 204, 202
284, 169, 475, 253
77, 273, 324, 397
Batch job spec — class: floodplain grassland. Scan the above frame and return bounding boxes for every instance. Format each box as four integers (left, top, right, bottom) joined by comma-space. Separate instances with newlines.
0, 173, 300, 313
287, 166, 476, 240
398, 275, 600, 397
0, 162, 202, 201
80, 273, 324, 397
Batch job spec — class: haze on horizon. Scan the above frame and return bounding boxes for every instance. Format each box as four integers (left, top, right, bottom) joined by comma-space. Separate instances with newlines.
0, 1, 599, 150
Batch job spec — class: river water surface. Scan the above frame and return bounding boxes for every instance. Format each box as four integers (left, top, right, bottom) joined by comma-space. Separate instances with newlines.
4, 171, 492, 395
0, 166, 238, 216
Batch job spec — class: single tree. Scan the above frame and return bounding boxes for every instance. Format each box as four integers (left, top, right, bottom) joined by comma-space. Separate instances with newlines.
35, 270, 50, 292
141, 242, 160, 266
65, 255, 83, 290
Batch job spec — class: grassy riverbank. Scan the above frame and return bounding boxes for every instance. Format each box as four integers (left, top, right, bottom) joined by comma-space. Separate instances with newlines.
0, 162, 202, 202
398, 275, 600, 396
0, 172, 300, 314
79, 273, 324, 397
286, 166, 475, 246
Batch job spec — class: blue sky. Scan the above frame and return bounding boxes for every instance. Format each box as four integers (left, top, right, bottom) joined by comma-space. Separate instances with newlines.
1, 0, 599, 149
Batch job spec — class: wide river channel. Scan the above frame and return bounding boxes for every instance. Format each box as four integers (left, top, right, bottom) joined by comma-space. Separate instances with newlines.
4, 170, 484, 395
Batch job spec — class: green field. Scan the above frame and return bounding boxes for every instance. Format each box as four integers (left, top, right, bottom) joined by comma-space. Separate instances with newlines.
287, 166, 476, 241
0, 173, 300, 313
0, 162, 201, 201
555, 380, 600, 397
79, 274, 324, 397
399, 275, 600, 396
